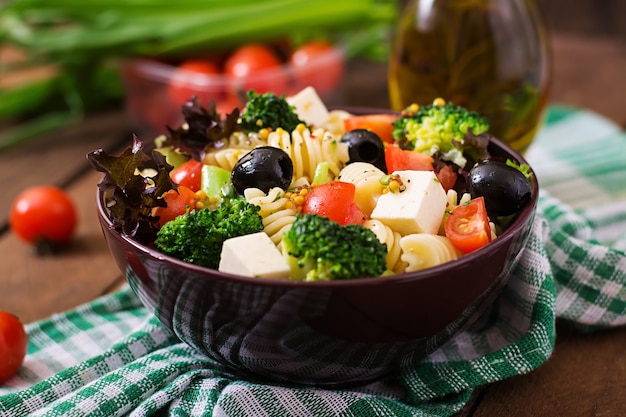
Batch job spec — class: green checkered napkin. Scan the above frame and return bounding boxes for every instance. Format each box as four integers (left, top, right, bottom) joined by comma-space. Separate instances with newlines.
2, 106, 625, 417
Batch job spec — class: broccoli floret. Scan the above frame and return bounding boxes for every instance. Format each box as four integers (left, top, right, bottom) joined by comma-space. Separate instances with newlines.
282, 213, 387, 281
153, 197, 264, 269
392, 101, 489, 168
240, 90, 306, 132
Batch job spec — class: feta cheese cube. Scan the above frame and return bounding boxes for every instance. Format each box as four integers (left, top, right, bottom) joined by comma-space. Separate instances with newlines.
286, 86, 330, 127
219, 232, 290, 279
370, 170, 447, 235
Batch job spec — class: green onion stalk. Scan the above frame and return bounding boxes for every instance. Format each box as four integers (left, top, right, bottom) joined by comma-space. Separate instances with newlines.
0, 0, 399, 150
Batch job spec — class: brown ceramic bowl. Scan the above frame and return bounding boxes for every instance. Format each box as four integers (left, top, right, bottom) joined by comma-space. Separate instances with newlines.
96, 136, 538, 387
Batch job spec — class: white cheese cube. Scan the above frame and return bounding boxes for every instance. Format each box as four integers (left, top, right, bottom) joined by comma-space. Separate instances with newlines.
370, 170, 447, 235
219, 232, 290, 279
286, 86, 330, 127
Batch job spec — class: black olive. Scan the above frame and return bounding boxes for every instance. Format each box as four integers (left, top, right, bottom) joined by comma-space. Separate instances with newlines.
468, 160, 532, 217
340, 129, 387, 172
231, 146, 294, 195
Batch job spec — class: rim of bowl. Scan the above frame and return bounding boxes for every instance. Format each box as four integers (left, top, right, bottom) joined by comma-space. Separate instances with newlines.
97, 133, 538, 289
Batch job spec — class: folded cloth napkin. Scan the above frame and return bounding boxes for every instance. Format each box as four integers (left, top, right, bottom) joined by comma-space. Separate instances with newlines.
1, 106, 625, 417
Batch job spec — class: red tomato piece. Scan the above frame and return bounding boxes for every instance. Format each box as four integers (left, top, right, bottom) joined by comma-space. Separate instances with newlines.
168, 60, 222, 107
343, 114, 398, 144
435, 164, 458, 192
224, 43, 287, 95
289, 41, 344, 95
302, 181, 365, 226
0, 311, 27, 383
10, 186, 77, 246
153, 186, 198, 228
170, 158, 203, 192
444, 197, 492, 254
384, 144, 434, 173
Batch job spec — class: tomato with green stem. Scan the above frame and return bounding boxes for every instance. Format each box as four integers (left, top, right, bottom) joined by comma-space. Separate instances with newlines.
444, 197, 492, 254
302, 181, 365, 226
0, 311, 27, 383
10, 186, 77, 251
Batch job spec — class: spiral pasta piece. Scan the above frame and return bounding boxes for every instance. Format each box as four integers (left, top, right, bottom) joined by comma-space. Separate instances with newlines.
244, 187, 297, 247
266, 127, 349, 182
322, 109, 352, 137
338, 162, 385, 216
226, 131, 266, 150
363, 219, 407, 274
399, 234, 462, 272
204, 148, 247, 171
445, 189, 472, 212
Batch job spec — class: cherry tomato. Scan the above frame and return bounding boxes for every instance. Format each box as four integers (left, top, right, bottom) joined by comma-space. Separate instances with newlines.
224, 43, 287, 95
10, 186, 77, 247
344, 114, 398, 144
302, 181, 365, 226
168, 60, 222, 107
170, 158, 203, 192
153, 186, 198, 228
290, 41, 344, 95
0, 311, 27, 383
384, 145, 434, 173
444, 197, 492, 254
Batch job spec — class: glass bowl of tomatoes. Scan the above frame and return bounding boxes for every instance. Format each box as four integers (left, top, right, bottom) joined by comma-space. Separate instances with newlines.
93, 98, 539, 387
119, 41, 345, 138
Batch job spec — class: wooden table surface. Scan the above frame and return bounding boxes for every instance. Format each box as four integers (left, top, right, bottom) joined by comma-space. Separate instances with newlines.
2, 33, 626, 415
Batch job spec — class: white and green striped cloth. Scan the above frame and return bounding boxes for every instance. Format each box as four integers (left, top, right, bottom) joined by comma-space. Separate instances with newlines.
1, 106, 625, 417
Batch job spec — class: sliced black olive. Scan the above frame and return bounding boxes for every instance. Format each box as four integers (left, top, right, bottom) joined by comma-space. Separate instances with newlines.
340, 129, 387, 173
468, 160, 532, 217
231, 146, 293, 194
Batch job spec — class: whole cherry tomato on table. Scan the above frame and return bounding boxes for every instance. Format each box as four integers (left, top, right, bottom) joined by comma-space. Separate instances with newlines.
0, 311, 27, 384
10, 186, 77, 252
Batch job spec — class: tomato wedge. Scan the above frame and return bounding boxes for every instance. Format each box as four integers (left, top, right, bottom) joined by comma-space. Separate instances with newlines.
444, 197, 492, 254
302, 181, 365, 226
170, 158, 203, 192
344, 114, 398, 144
153, 186, 198, 227
384, 144, 434, 173
435, 164, 458, 192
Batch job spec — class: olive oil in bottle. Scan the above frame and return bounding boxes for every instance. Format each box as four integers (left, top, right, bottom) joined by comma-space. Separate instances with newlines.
388, 0, 551, 153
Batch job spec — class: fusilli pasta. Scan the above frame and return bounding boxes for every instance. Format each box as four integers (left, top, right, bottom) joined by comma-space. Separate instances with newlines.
363, 219, 407, 274
267, 127, 349, 182
338, 162, 385, 216
244, 187, 297, 247
399, 233, 462, 272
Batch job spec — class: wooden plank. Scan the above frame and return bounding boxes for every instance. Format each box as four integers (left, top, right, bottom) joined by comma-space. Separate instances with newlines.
0, 169, 126, 324
0, 111, 132, 227
0, 112, 133, 324
549, 34, 626, 127
472, 322, 626, 415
